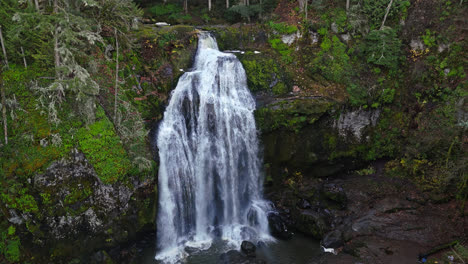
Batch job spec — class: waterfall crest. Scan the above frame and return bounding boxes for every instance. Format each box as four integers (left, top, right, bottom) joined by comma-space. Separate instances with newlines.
155, 32, 272, 263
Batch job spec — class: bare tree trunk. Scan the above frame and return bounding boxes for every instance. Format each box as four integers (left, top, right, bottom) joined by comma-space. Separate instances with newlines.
1, 80, 7, 145
259, 0, 263, 19
346, 0, 350, 11
53, 0, 60, 78
54, 27, 60, 76
1, 27, 9, 145
305, 0, 308, 21
184, 0, 188, 14
380, 0, 393, 30
208, 0, 212, 11
226, 0, 229, 9
114, 28, 119, 122
34, 0, 40, 11
0, 26, 9, 69
21, 47, 27, 69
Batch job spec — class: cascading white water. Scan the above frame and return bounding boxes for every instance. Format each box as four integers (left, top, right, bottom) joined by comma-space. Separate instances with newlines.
155, 32, 273, 263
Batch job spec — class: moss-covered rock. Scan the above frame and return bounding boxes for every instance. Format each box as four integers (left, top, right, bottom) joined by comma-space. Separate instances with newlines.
5, 149, 157, 263
294, 209, 331, 239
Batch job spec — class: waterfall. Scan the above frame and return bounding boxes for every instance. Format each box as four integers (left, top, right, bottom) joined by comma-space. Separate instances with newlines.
155, 32, 273, 263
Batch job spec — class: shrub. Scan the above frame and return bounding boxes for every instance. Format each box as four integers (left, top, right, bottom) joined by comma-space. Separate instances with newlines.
347, 83, 368, 106
311, 35, 351, 83
268, 21, 298, 34
268, 38, 293, 63
361, 0, 410, 30
241, 56, 290, 94
148, 4, 182, 17
228, 4, 262, 22
5, 239, 20, 262
363, 28, 401, 69
272, 82, 289, 95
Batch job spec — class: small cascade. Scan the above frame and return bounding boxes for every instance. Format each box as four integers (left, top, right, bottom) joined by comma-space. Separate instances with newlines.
155, 32, 273, 263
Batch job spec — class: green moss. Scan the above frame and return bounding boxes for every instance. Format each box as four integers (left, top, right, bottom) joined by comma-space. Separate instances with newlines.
268, 38, 293, 63
40, 193, 52, 205
7, 226, 15, 236
77, 107, 131, 184
272, 82, 289, 95
309, 34, 351, 83
255, 99, 334, 133
5, 238, 21, 262
240, 55, 289, 93
17, 194, 39, 213
64, 186, 92, 205
268, 21, 298, 34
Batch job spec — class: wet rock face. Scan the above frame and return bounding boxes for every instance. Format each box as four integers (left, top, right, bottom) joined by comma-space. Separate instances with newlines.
267, 212, 293, 240
334, 109, 380, 141
321, 229, 344, 248
266, 168, 467, 263
16, 149, 157, 262
295, 209, 331, 239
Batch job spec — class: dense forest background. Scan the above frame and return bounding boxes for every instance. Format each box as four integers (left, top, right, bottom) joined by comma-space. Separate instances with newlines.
0, 0, 466, 263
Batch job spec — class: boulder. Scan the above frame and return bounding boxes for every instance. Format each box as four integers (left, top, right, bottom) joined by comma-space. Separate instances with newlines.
267, 212, 293, 240
16, 149, 158, 262
297, 198, 312, 209
322, 229, 344, 248
295, 209, 331, 239
322, 183, 347, 207
241, 241, 256, 257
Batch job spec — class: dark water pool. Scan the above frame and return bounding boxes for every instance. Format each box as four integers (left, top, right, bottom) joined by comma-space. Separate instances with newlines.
136, 233, 323, 264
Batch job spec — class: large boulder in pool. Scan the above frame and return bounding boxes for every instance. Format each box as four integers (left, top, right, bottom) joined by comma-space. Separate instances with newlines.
267, 212, 293, 239
241, 241, 256, 257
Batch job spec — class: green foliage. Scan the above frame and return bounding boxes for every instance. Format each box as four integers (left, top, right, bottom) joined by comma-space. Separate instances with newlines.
320, 8, 349, 33
64, 186, 92, 205
0, 223, 21, 263
7, 226, 15, 236
356, 166, 376, 176
77, 107, 131, 184
361, 0, 410, 30
421, 29, 437, 48
366, 111, 408, 160
363, 28, 401, 69
347, 83, 368, 106
310, 35, 351, 83
16, 194, 39, 213
228, 4, 262, 22
40, 193, 52, 205
5, 238, 20, 262
255, 99, 333, 133
201, 13, 211, 23
268, 38, 293, 63
268, 21, 298, 34
149, 4, 182, 17
240, 55, 291, 95
272, 82, 289, 95
242, 58, 279, 92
